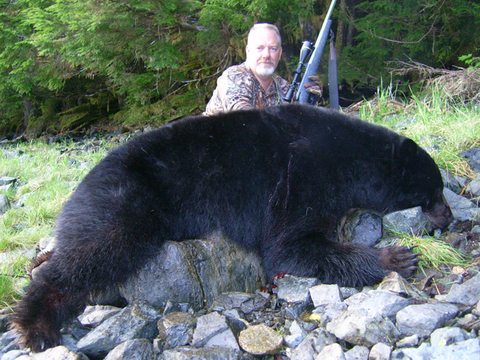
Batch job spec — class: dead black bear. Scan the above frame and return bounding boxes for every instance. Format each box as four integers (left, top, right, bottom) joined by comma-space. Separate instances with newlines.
11, 104, 452, 352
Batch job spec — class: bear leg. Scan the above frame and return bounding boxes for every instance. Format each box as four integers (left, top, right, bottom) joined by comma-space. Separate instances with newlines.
10, 269, 88, 352
262, 231, 419, 287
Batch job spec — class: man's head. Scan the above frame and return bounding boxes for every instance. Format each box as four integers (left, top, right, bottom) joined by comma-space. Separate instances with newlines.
246, 23, 282, 78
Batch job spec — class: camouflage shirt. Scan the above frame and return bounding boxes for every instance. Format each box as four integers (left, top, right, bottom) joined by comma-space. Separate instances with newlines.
203, 62, 290, 116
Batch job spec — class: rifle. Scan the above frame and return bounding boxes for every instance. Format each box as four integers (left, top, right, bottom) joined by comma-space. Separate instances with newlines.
284, 0, 339, 109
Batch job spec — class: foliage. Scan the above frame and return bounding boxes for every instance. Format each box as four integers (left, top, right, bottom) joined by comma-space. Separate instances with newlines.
393, 234, 468, 271
0, 0, 479, 134
339, 0, 480, 91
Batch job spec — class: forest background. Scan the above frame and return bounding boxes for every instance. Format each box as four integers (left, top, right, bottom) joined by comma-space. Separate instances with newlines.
1, 0, 479, 137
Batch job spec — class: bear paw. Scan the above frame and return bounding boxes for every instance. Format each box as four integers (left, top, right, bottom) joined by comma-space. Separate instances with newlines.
379, 246, 419, 279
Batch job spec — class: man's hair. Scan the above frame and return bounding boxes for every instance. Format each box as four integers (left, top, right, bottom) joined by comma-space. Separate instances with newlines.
247, 23, 282, 47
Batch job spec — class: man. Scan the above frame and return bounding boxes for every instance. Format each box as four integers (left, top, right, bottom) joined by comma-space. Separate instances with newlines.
204, 23, 319, 115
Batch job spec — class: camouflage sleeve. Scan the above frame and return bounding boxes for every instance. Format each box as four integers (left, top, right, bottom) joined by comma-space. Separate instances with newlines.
217, 66, 255, 112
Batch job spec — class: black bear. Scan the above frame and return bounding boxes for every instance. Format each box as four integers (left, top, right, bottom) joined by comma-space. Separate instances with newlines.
11, 104, 452, 352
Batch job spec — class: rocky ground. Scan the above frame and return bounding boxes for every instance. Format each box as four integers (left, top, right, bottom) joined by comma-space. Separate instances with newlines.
0, 131, 480, 360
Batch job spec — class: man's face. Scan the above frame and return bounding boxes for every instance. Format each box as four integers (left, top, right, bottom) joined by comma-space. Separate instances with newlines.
246, 28, 282, 77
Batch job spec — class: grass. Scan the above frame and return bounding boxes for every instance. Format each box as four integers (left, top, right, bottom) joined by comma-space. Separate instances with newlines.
392, 234, 469, 271
359, 86, 479, 179
0, 87, 479, 309
0, 140, 108, 306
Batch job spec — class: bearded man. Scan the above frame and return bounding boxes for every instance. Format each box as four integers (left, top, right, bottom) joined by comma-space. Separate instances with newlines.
204, 23, 299, 115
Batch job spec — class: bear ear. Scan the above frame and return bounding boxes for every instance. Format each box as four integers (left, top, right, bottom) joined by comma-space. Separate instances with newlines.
395, 138, 418, 165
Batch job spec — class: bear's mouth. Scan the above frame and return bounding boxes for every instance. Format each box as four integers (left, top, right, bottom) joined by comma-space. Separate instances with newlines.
424, 194, 454, 230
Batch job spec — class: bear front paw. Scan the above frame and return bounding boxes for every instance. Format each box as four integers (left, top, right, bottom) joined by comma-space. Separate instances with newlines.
379, 246, 420, 279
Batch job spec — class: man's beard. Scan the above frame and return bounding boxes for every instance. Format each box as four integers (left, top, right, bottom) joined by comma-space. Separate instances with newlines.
256, 63, 275, 76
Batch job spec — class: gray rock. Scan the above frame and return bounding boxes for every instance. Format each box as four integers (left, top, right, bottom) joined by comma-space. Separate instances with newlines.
344, 290, 411, 319
276, 275, 319, 304
309, 284, 343, 308
0, 177, 16, 186
392, 338, 480, 360
119, 235, 264, 310
383, 206, 432, 235
467, 179, 480, 196
76, 300, 160, 358
441, 169, 464, 194
0, 330, 20, 357
435, 272, 480, 306
288, 328, 336, 360
191, 312, 239, 350
316, 343, 346, 360
103, 339, 154, 360
460, 146, 480, 173
326, 309, 399, 347
396, 334, 419, 348
77, 305, 121, 328
337, 209, 383, 246
430, 326, 468, 346
344, 345, 369, 360
444, 188, 480, 221
312, 302, 348, 327
1, 350, 29, 360
284, 320, 308, 348
0, 194, 10, 215
161, 346, 250, 360
157, 312, 196, 349
27, 345, 87, 360
369, 343, 391, 360
396, 302, 459, 337
210, 292, 268, 315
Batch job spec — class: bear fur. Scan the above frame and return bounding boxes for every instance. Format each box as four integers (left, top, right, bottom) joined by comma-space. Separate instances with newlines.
11, 104, 453, 352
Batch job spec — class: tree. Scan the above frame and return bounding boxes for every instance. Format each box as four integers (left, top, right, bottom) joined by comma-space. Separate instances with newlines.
338, 0, 480, 89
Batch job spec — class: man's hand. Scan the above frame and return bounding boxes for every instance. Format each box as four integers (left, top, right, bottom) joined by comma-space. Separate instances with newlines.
304, 75, 323, 96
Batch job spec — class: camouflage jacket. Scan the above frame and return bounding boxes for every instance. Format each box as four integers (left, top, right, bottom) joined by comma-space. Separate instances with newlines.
203, 62, 290, 116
